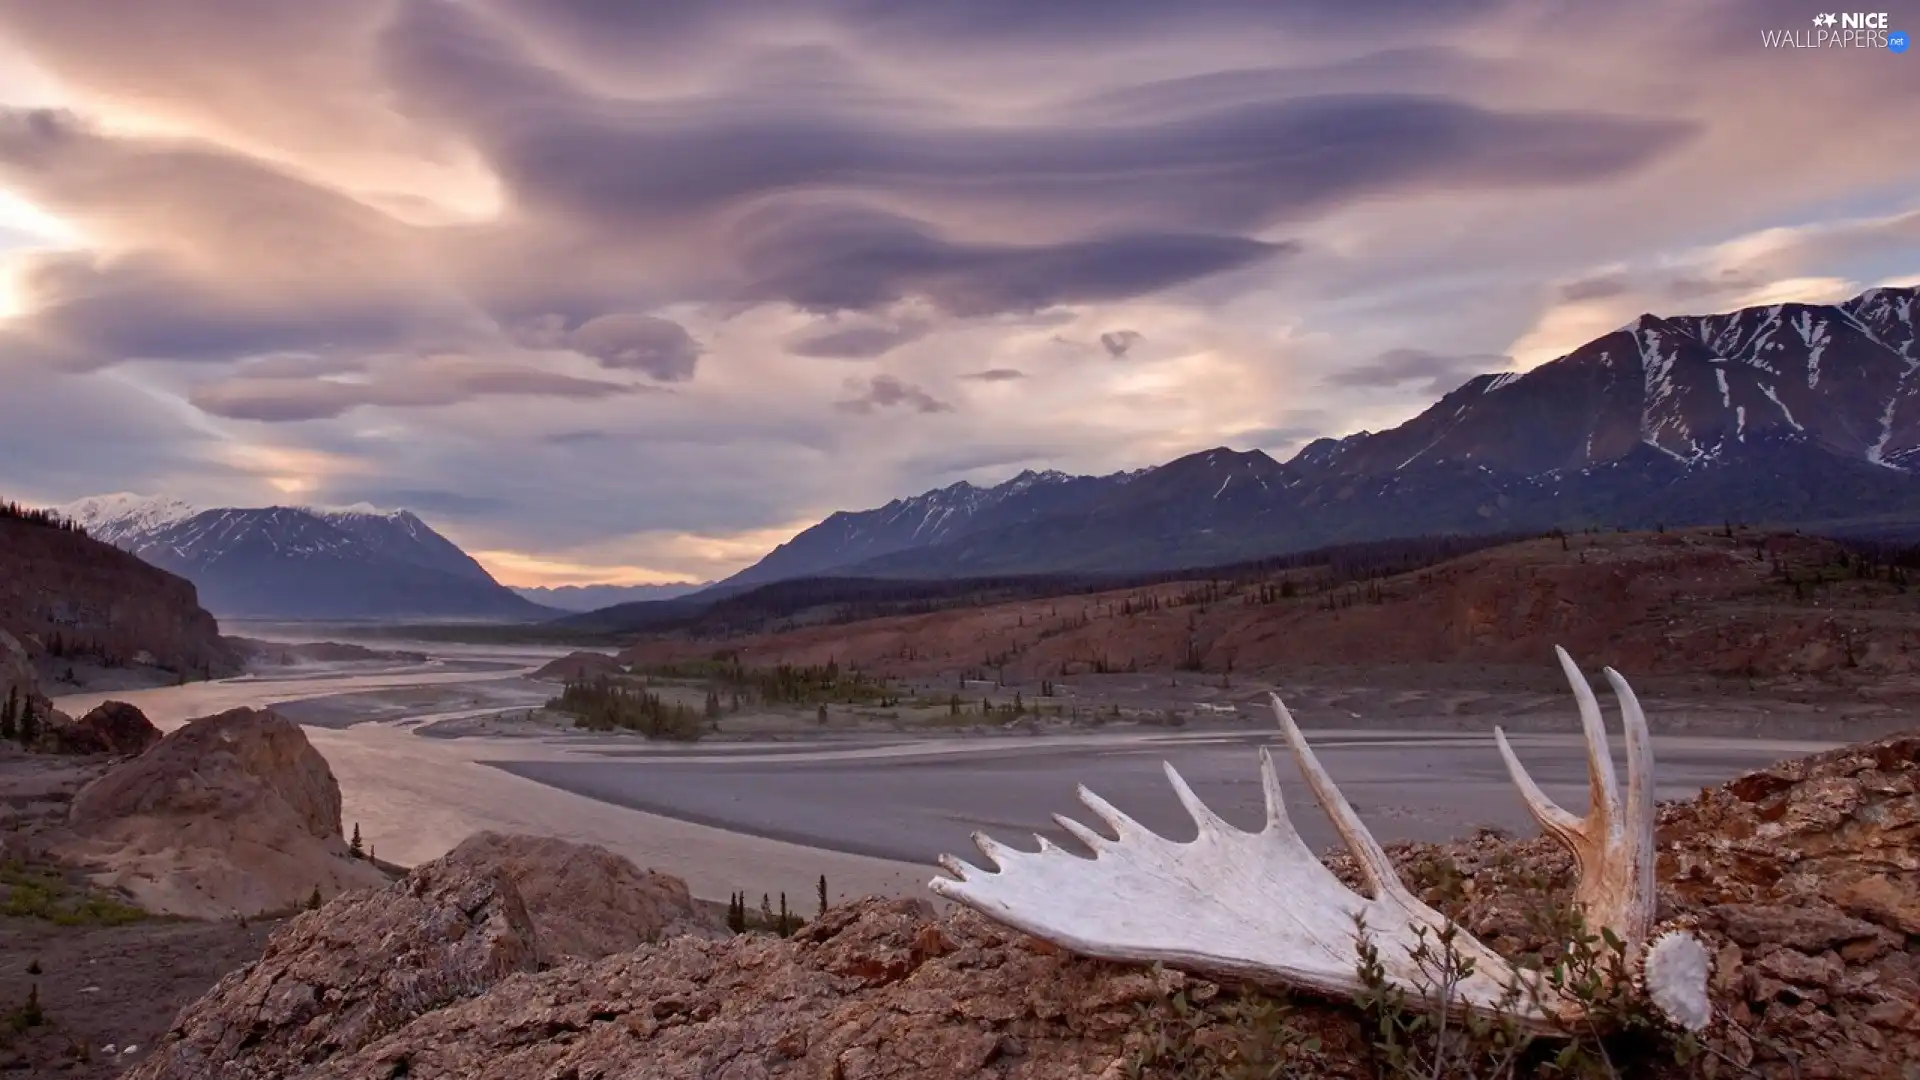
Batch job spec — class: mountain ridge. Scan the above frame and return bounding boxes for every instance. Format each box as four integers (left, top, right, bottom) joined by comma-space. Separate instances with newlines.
511, 582, 712, 611
719, 286, 1920, 585
53, 497, 552, 620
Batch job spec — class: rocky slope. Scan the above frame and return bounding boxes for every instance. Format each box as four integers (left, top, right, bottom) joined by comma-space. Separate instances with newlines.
0, 509, 239, 683
721, 287, 1920, 584
124, 732, 1918, 1080
56, 707, 389, 917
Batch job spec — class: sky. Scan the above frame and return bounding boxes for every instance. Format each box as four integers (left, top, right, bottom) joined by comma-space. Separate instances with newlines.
1, 0, 1916, 587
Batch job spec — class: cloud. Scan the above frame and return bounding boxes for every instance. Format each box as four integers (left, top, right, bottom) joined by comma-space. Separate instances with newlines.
727, 202, 1291, 316
784, 315, 933, 359
553, 314, 702, 380
1559, 272, 1630, 303
0, 0, 1913, 583
835, 374, 954, 415
188, 358, 643, 421
1099, 329, 1144, 358
1323, 348, 1510, 397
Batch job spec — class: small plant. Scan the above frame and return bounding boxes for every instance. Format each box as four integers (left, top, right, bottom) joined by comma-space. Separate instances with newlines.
1124, 976, 1322, 1079
1352, 914, 1535, 1080
0, 862, 145, 926
5, 985, 45, 1033
1347, 906, 1712, 1080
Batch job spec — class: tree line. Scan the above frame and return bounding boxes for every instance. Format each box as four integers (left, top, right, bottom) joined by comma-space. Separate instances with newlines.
0, 501, 85, 534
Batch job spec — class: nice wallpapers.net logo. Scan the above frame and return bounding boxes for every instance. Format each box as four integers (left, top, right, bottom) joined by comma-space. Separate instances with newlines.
1760, 11, 1909, 49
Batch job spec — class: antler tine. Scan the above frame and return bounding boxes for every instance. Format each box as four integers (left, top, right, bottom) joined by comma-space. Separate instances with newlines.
1269, 693, 1408, 902
1603, 667, 1655, 839
1051, 812, 1112, 853
1554, 645, 1622, 831
1162, 761, 1232, 836
1602, 666, 1659, 945
1258, 747, 1295, 832
1076, 785, 1150, 842
1492, 726, 1585, 848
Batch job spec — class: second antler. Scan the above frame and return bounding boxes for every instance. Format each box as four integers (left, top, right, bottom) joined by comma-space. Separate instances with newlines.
930, 646, 1713, 1034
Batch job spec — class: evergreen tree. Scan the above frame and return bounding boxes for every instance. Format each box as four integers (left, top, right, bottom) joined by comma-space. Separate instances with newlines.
817, 874, 828, 918
16, 698, 38, 748
0, 687, 16, 743
307, 885, 323, 910
349, 823, 364, 859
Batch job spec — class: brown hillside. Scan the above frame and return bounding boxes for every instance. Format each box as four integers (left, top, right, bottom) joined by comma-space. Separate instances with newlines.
0, 513, 238, 679
618, 529, 1920, 696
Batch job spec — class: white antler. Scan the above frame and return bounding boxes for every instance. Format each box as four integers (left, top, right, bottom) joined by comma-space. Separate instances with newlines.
929, 647, 1711, 1034
1494, 646, 1656, 954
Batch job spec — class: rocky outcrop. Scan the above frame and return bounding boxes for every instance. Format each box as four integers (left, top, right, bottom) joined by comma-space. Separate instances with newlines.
0, 628, 49, 720
45, 700, 162, 756
59, 707, 388, 917
438, 832, 726, 963
126, 858, 541, 1080
121, 732, 1920, 1080
0, 513, 239, 681
128, 839, 726, 1079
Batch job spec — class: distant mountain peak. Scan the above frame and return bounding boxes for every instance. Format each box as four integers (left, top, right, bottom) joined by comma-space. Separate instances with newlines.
42, 495, 545, 620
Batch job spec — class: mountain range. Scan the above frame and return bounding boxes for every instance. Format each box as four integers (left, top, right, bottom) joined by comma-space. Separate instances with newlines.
42, 287, 1920, 622
719, 286, 1920, 585
510, 582, 711, 611
55, 496, 551, 620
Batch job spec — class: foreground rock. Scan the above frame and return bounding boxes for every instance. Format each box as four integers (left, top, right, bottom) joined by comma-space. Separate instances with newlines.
128, 838, 721, 1079
439, 832, 726, 963
57, 707, 388, 917
127, 731, 1920, 1080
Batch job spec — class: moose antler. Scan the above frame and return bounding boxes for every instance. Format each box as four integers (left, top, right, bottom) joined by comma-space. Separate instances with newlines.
929, 647, 1713, 1034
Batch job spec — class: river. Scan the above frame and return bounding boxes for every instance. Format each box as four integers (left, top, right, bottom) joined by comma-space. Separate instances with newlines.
50, 637, 1836, 906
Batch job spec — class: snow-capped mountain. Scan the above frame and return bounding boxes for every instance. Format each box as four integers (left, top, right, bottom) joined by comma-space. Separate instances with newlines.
723, 286, 1920, 581
721, 468, 1140, 587
308, 504, 498, 584
53, 498, 551, 620
54, 493, 198, 547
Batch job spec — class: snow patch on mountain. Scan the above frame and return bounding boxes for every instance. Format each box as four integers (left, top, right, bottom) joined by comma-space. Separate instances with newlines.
54, 493, 199, 547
